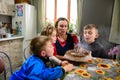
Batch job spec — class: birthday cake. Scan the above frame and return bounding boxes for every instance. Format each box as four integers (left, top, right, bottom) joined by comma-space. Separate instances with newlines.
64, 49, 92, 62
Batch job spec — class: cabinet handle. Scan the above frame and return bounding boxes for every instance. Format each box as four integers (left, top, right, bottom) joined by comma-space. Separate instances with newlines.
12, 10, 15, 12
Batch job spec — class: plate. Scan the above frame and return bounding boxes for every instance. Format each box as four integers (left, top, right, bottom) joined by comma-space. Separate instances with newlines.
64, 50, 93, 62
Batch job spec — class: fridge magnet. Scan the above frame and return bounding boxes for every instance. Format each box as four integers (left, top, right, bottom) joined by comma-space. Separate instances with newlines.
16, 5, 23, 17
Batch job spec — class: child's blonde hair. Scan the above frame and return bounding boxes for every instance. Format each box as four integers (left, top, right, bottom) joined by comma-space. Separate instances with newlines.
84, 24, 98, 33
30, 36, 50, 56
41, 24, 56, 36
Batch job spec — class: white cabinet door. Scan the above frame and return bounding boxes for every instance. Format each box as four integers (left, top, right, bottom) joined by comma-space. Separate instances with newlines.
0, 0, 8, 15
0, 0, 15, 16
5, 0, 15, 16
5, 0, 14, 5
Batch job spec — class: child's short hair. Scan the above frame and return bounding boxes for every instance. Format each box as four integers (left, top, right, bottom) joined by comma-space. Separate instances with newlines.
30, 36, 50, 56
41, 24, 56, 36
84, 24, 98, 33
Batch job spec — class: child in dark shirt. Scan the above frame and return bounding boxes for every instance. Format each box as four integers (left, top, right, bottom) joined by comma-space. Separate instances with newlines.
78, 24, 108, 58
10, 36, 74, 80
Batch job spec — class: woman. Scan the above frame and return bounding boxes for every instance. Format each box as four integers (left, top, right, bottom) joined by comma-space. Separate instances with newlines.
55, 17, 78, 60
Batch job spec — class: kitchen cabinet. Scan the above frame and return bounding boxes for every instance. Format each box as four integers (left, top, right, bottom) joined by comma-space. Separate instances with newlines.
0, 38, 23, 71
9, 39, 23, 69
0, 0, 15, 16
0, 41, 10, 53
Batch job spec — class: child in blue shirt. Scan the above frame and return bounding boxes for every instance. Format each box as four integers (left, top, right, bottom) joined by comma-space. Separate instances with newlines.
10, 36, 74, 80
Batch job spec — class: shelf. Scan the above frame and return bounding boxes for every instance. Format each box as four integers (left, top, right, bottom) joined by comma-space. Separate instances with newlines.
0, 36, 24, 41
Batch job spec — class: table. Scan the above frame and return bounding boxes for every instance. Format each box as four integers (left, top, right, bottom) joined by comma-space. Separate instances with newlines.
63, 58, 120, 80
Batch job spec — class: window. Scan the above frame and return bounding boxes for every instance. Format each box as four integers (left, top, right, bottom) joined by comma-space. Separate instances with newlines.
57, 0, 68, 19
45, 0, 77, 33
45, 0, 54, 23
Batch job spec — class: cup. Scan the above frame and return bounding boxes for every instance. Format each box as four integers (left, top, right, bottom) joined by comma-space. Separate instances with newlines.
7, 33, 14, 38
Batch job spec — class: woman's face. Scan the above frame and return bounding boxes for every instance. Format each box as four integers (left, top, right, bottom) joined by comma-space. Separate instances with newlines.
50, 30, 57, 43
56, 20, 68, 35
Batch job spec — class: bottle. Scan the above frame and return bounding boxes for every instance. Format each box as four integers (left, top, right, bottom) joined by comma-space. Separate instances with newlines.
13, 22, 18, 35
18, 21, 22, 36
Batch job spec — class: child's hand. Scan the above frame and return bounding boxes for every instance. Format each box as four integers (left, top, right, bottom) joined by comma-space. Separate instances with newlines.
62, 63, 74, 72
61, 61, 69, 66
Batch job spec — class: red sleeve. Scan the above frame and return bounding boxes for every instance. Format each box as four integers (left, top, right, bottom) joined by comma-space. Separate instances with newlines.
71, 34, 79, 44
52, 44, 58, 56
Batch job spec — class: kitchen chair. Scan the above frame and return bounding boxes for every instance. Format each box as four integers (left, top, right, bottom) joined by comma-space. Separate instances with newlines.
0, 50, 13, 80
23, 45, 32, 60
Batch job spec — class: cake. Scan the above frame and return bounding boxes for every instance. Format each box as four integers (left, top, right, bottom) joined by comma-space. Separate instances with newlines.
64, 50, 92, 62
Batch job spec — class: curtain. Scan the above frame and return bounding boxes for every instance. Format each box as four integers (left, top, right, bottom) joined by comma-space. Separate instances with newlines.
30, 0, 45, 33
76, 0, 83, 34
109, 0, 120, 44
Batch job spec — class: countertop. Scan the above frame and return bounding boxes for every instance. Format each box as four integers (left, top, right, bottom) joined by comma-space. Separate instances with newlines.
0, 36, 24, 41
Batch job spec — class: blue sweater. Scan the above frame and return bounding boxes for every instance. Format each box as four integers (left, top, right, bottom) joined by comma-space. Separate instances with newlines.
10, 55, 64, 80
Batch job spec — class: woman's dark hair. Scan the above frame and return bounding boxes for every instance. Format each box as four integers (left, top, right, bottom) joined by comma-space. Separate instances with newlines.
55, 17, 69, 28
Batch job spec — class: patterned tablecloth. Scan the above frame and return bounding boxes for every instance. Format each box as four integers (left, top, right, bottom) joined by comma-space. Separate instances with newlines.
63, 58, 120, 80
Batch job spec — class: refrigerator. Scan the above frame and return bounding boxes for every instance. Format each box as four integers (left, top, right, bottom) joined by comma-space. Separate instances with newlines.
12, 3, 37, 60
